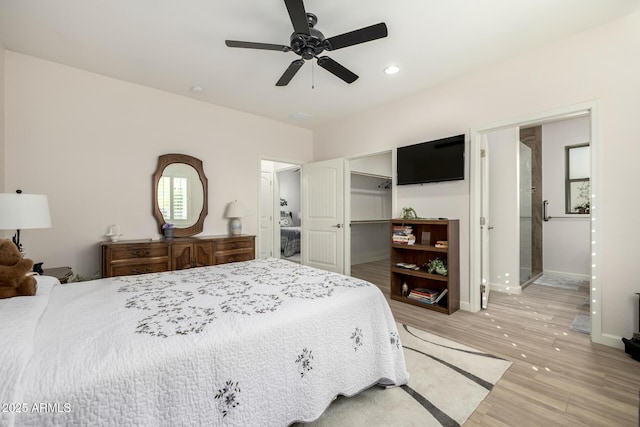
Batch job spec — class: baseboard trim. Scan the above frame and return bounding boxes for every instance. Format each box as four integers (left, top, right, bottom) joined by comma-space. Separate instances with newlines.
542, 270, 590, 282
593, 332, 625, 350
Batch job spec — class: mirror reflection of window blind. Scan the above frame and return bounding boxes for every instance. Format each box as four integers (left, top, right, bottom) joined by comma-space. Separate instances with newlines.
172, 177, 188, 220
157, 176, 188, 220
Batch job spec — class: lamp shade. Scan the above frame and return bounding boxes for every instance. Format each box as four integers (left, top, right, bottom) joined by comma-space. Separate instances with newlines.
225, 200, 245, 219
0, 193, 52, 230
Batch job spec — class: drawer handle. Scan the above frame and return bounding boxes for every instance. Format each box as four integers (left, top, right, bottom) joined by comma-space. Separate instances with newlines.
129, 250, 151, 257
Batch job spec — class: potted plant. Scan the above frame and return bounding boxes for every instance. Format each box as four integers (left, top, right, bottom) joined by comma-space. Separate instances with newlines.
425, 258, 447, 276
162, 223, 174, 239
401, 207, 418, 220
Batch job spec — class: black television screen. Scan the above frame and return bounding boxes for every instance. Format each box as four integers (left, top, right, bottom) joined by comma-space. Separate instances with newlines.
397, 134, 465, 185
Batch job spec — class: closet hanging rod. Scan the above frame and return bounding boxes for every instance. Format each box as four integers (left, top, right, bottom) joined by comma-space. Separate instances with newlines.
350, 219, 391, 225
350, 171, 392, 180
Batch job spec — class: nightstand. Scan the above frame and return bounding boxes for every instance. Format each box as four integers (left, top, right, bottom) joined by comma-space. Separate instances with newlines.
43, 266, 73, 284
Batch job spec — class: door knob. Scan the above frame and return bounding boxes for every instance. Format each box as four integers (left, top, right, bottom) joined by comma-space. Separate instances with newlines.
332, 224, 342, 228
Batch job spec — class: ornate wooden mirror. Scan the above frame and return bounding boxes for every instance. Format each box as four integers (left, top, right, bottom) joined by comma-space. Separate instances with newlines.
152, 153, 208, 237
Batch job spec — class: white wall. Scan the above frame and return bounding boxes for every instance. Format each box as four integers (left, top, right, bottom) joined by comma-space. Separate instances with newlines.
542, 116, 591, 277
0, 42, 5, 193
4, 52, 313, 277
313, 11, 640, 342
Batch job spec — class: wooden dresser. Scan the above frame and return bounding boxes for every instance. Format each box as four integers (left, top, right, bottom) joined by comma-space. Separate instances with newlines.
101, 235, 255, 278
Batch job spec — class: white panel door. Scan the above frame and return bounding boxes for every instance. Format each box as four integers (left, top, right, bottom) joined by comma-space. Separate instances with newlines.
302, 158, 345, 273
480, 138, 490, 308
259, 171, 273, 259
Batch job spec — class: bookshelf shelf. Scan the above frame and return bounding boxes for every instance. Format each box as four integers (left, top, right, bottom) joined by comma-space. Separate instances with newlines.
390, 219, 460, 315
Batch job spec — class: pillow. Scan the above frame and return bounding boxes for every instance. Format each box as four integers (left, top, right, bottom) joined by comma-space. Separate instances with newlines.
279, 216, 294, 227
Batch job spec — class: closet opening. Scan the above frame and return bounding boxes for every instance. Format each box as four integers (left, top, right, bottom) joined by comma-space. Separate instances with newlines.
349, 151, 393, 284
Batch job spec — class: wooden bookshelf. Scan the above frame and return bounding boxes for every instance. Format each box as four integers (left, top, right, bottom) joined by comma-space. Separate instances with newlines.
390, 219, 459, 314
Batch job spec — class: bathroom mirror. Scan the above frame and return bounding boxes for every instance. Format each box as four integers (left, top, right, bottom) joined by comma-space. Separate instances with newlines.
152, 153, 208, 237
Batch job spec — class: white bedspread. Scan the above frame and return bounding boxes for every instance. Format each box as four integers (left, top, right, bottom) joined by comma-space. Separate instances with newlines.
1, 258, 407, 426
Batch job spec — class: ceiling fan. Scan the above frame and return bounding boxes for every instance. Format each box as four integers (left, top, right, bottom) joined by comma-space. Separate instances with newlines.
225, 0, 388, 86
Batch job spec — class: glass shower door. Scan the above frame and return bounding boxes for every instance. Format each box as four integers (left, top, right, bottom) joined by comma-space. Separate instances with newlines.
519, 142, 533, 285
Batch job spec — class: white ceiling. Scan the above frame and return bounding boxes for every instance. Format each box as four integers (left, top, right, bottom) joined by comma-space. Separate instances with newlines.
1, 0, 639, 130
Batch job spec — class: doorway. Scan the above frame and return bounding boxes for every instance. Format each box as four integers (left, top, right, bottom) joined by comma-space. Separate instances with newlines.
470, 101, 600, 339
259, 159, 302, 262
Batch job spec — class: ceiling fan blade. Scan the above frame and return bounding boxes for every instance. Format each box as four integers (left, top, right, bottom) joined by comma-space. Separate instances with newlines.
225, 40, 291, 52
276, 59, 305, 86
316, 56, 358, 84
284, 0, 310, 35
324, 22, 388, 51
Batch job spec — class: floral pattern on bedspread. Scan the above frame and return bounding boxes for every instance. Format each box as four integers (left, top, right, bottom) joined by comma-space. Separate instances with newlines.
136, 306, 217, 338
215, 380, 241, 418
295, 348, 314, 378
351, 327, 364, 351
116, 258, 376, 338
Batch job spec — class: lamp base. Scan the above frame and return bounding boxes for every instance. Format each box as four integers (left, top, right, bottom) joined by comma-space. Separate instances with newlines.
229, 218, 242, 235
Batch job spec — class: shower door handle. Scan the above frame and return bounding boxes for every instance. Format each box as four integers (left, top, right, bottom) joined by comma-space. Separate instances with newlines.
543, 200, 552, 222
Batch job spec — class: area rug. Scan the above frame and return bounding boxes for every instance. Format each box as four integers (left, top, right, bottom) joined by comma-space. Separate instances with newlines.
571, 314, 591, 334
577, 296, 590, 309
299, 323, 512, 426
533, 274, 584, 290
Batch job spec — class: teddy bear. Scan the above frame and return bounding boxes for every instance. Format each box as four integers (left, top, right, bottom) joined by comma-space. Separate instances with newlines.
0, 239, 37, 299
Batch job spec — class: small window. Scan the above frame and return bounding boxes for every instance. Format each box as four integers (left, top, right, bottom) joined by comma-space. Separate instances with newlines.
565, 143, 590, 214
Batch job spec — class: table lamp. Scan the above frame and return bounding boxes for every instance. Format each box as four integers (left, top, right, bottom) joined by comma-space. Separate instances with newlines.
224, 200, 245, 235
0, 191, 52, 253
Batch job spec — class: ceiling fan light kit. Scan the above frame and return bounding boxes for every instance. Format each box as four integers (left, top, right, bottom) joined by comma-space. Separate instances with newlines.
225, 0, 388, 86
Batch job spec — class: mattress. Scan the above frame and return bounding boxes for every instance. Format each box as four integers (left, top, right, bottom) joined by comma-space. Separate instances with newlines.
1, 258, 407, 426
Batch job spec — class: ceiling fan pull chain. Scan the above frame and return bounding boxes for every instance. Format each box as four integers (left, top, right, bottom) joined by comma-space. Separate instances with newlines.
312, 60, 315, 89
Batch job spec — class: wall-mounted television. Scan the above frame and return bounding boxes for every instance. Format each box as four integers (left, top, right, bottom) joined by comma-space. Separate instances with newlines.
397, 134, 465, 185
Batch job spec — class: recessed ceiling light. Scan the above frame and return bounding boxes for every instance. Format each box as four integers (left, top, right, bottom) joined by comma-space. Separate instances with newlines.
190, 85, 204, 94
384, 65, 400, 75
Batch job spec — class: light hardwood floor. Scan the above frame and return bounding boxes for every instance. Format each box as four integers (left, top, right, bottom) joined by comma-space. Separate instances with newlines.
351, 260, 640, 427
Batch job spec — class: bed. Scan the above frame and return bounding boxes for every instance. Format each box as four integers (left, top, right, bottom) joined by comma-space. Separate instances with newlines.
1, 258, 408, 426
280, 211, 301, 258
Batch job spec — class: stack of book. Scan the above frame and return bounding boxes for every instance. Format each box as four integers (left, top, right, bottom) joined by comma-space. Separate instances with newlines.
435, 240, 448, 248
392, 225, 415, 245
407, 288, 448, 304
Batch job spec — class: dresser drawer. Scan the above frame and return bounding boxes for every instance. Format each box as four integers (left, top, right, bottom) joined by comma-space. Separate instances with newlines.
215, 238, 253, 251
215, 252, 254, 265
111, 260, 170, 277
110, 244, 169, 261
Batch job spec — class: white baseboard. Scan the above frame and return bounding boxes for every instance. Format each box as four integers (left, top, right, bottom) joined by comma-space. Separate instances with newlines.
542, 270, 590, 282
592, 332, 624, 349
